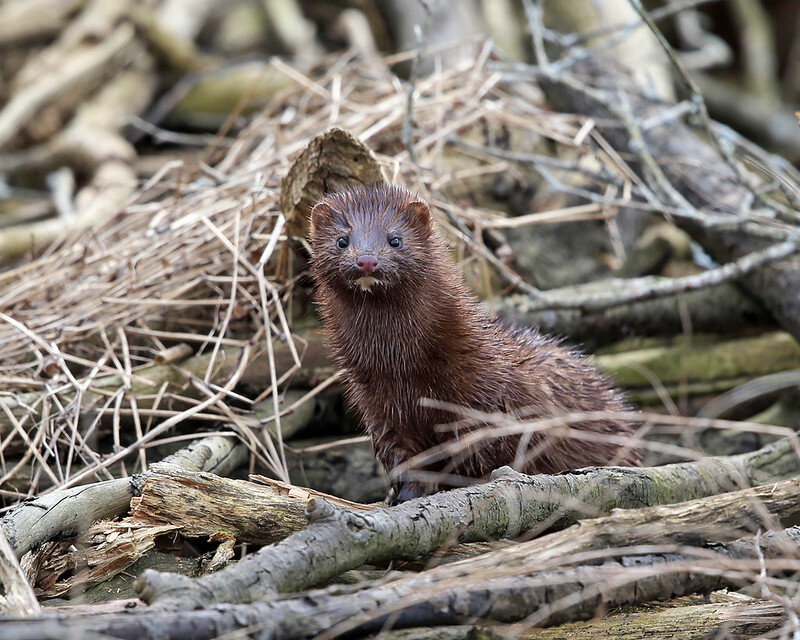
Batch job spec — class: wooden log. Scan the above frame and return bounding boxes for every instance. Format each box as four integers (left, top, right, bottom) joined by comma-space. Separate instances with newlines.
137, 433, 800, 609
0, 433, 247, 559
129, 468, 370, 546
4, 511, 800, 638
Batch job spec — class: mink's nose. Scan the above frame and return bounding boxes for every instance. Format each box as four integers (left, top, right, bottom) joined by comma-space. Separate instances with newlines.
356, 255, 378, 274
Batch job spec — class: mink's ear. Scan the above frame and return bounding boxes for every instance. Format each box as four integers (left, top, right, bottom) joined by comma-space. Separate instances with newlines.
309, 201, 331, 234
403, 200, 433, 231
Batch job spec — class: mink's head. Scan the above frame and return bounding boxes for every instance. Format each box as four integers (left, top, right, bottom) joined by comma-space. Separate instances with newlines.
309, 185, 436, 294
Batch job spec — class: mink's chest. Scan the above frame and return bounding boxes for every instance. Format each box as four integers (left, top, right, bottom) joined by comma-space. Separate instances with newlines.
336, 312, 453, 412
341, 319, 442, 388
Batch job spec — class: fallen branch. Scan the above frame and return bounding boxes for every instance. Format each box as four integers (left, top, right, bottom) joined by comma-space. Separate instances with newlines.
0, 39, 157, 264
6, 492, 800, 639
0, 432, 246, 559
375, 600, 787, 640
496, 281, 769, 346
523, 238, 798, 313
137, 433, 800, 609
26, 474, 370, 599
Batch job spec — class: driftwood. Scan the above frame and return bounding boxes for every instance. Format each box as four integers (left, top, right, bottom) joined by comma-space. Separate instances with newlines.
136, 433, 799, 609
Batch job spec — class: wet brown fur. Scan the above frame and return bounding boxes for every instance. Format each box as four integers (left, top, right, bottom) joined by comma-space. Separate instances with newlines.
309, 185, 641, 502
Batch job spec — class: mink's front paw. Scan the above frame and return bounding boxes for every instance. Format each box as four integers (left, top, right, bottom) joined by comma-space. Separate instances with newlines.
389, 481, 426, 505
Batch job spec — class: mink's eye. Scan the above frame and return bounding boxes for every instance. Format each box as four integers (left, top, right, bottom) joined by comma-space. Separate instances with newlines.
336, 236, 349, 249
388, 235, 402, 248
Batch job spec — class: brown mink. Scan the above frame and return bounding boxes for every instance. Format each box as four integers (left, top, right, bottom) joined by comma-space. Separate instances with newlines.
309, 184, 640, 503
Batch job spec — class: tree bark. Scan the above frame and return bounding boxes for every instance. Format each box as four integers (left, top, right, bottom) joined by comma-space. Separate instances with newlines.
136, 434, 800, 609
4, 518, 799, 639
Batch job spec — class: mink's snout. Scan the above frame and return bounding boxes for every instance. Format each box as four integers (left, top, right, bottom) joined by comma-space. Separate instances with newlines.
356, 255, 378, 274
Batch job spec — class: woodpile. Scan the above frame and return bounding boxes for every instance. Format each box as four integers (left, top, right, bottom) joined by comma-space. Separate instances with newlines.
1, 1, 800, 638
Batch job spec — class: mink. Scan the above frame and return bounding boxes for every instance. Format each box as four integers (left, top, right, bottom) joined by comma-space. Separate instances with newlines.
309, 184, 641, 503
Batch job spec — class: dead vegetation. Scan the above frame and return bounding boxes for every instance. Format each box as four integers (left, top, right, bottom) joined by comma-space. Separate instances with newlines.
1, 0, 800, 638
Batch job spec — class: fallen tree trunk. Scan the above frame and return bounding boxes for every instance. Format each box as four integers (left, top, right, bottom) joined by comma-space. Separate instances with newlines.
136, 432, 800, 609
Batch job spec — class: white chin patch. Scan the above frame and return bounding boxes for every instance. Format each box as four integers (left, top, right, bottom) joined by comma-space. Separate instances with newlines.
356, 276, 378, 291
